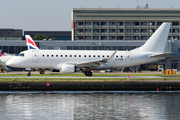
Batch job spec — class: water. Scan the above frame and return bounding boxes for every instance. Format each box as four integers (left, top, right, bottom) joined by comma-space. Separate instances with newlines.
0, 91, 180, 120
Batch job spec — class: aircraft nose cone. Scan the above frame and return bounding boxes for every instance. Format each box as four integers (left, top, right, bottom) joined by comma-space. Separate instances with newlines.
6, 59, 13, 66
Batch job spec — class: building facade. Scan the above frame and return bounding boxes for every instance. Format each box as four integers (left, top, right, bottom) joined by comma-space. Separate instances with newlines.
0, 29, 22, 40
24, 31, 71, 40
71, 8, 180, 41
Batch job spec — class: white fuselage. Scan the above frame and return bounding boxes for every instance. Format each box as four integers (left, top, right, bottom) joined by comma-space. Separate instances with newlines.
6, 49, 162, 70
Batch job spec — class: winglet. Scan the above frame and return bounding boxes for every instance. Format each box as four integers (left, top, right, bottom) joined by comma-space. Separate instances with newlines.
25, 35, 39, 50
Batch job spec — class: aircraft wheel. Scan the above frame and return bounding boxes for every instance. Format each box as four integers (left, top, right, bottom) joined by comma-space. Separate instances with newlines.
84, 71, 92, 76
27, 72, 31, 76
39, 70, 45, 74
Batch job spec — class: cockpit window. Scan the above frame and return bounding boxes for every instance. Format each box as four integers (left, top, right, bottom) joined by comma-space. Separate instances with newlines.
20, 53, 24, 57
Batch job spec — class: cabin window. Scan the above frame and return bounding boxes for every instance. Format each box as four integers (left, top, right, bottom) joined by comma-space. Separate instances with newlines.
42, 55, 44, 57
121, 55, 123, 58
107, 55, 109, 57
93, 55, 95, 57
47, 55, 49, 57
56, 55, 58, 57
20, 53, 24, 57
84, 55, 86, 57
116, 55, 118, 58
65, 55, 67, 57
98, 55, 100, 57
89, 55, 91, 57
79, 55, 81, 57
102, 55, 104, 57
70, 55, 72, 57
52, 55, 53, 57
61, 55, 63, 57
74, 55, 76, 57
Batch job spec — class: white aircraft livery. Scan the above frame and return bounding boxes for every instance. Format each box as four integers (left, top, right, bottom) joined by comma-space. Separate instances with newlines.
6, 23, 172, 76
0, 49, 14, 72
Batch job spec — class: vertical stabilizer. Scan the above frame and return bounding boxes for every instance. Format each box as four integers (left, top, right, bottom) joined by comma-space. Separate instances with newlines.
25, 35, 39, 50
140, 23, 171, 53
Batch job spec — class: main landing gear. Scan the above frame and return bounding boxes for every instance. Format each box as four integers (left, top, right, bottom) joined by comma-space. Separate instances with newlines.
39, 69, 45, 74
84, 70, 93, 76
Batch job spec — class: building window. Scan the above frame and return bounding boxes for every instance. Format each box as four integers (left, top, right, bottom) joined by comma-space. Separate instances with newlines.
133, 22, 139, 26
93, 22, 99, 25
76, 22, 83, 25
141, 22, 147, 26
109, 22, 115, 25
125, 22, 131, 26
85, 22, 91, 25
172, 22, 179, 26
101, 22, 107, 25
157, 22, 163, 26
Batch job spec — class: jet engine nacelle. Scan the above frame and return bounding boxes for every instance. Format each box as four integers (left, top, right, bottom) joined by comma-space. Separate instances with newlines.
61, 64, 80, 73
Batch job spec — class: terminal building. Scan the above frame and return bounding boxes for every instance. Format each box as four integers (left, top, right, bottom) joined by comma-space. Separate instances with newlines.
1, 7, 180, 71
71, 8, 180, 41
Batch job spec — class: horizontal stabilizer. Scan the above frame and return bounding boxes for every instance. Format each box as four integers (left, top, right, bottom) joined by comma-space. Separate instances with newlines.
148, 52, 173, 58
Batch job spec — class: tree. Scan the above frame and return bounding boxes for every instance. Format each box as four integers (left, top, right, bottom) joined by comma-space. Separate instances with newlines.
33, 34, 56, 40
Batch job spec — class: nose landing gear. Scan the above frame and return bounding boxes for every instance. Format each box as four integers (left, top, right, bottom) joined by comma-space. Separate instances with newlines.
27, 71, 31, 76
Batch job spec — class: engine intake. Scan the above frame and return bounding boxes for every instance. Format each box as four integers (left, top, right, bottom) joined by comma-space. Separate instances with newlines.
61, 64, 80, 73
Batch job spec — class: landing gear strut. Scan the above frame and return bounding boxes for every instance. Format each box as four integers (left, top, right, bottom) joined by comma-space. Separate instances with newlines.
27, 71, 31, 76
39, 69, 45, 74
84, 70, 93, 76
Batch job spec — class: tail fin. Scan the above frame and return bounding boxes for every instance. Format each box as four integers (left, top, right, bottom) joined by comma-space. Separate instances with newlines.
0, 49, 4, 57
140, 23, 171, 53
25, 35, 39, 50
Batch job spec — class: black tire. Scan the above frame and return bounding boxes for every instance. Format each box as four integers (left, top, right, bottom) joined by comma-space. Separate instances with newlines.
27, 72, 31, 76
39, 70, 44, 74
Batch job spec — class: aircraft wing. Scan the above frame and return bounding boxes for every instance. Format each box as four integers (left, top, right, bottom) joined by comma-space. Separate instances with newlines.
75, 50, 117, 68
148, 52, 173, 58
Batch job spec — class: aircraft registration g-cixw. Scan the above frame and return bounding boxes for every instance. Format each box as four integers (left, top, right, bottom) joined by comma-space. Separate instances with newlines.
6, 23, 172, 76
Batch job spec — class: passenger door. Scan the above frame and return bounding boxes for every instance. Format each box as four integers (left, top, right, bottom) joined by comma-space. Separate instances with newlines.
126, 52, 131, 63
32, 50, 38, 62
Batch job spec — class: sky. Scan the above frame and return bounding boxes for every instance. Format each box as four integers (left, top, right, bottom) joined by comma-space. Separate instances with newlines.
0, 0, 180, 31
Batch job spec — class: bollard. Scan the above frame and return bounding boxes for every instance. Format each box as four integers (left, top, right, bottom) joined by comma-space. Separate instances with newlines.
127, 75, 130, 81
12, 75, 14, 82
157, 88, 159, 91
46, 83, 51, 87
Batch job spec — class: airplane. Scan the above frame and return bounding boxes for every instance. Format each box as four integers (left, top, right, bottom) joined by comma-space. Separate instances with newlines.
25, 35, 46, 74
6, 23, 172, 76
0, 49, 15, 72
